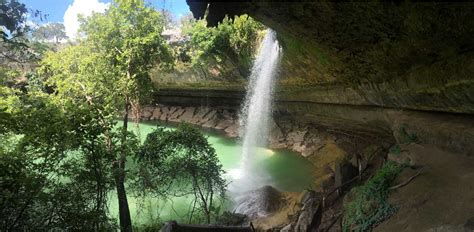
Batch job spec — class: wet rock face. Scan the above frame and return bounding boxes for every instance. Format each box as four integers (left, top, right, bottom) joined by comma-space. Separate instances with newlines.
137, 104, 241, 138
233, 185, 284, 219
137, 104, 363, 156
281, 190, 323, 232
178, 2, 474, 158
139, 97, 474, 157
294, 196, 321, 232
185, 1, 474, 114
151, 87, 474, 156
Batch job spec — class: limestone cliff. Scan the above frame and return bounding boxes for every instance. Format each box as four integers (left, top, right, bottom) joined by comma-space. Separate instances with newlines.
183, 1, 474, 114
155, 2, 474, 231
144, 1, 474, 156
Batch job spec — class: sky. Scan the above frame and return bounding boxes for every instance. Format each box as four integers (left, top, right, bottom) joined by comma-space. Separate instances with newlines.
20, 0, 191, 38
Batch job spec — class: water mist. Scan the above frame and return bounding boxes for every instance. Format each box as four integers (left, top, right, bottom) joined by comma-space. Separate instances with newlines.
229, 30, 281, 200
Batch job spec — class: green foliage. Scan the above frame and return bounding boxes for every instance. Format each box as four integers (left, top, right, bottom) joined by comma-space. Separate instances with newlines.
40, 44, 122, 120
77, 3, 174, 229
342, 161, 404, 232
0, 0, 29, 41
0, 88, 118, 231
180, 14, 265, 78
398, 125, 419, 145
80, 0, 172, 102
0, 0, 48, 64
134, 222, 164, 232
134, 124, 227, 223
1, 0, 242, 230
31, 23, 68, 43
32, 1, 175, 230
0, 67, 19, 86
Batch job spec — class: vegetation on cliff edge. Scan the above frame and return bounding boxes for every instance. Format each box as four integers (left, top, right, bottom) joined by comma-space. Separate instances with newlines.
342, 161, 404, 232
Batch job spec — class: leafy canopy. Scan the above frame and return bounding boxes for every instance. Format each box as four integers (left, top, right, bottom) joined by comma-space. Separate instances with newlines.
31, 23, 68, 42
0, 87, 118, 230
134, 124, 227, 223
174, 14, 265, 78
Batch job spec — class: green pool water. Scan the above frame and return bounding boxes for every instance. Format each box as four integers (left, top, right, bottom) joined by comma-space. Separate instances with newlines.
108, 121, 316, 226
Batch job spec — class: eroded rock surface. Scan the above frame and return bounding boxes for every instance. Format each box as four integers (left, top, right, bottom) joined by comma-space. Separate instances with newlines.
234, 186, 285, 219
136, 104, 381, 162
374, 144, 474, 232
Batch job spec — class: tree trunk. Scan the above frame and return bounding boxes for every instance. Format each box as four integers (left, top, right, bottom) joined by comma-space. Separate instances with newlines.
193, 175, 211, 224
115, 99, 132, 232
115, 172, 132, 232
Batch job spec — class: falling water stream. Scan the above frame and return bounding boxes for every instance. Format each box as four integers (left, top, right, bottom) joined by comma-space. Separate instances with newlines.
230, 30, 283, 216
234, 30, 281, 190
107, 31, 314, 226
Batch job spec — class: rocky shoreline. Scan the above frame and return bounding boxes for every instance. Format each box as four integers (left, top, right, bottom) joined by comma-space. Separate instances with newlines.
137, 104, 385, 193
137, 104, 354, 160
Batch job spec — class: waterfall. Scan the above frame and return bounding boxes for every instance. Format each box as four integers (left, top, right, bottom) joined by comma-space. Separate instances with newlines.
230, 30, 281, 194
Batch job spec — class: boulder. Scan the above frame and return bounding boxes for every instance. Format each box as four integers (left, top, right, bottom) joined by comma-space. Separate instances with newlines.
159, 107, 170, 121
160, 221, 177, 232
168, 107, 185, 122
190, 107, 210, 124
202, 117, 219, 128
179, 107, 196, 122
292, 142, 308, 153
150, 107, 161, 120
215, 119, 234, 130
143, 106, 155, 113
168, 106, 178, 115
141, 107, 153, 119
216, 212, 248, 226
297, 190, 314, 206
221, 109, 235, 120
301, 145, 322, 158
224, 123, 240, 137
287, 130, 306, 144
294, 191, 322, 232
234, 186, 285, 219
201, 109, 218, 124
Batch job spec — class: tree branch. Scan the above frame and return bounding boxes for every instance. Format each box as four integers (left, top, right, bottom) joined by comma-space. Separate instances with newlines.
389, 167, 424, 191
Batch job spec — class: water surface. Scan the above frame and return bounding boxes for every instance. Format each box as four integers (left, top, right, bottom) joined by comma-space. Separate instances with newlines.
109, 121, 315, 225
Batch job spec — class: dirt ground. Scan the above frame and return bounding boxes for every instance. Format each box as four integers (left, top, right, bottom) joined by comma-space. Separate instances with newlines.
375, 144, 474, 232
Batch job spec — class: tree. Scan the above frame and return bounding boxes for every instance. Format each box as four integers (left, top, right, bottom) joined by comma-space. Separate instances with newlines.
0, 0, 29, 42
183, 14, 264, 77
0, 67, 19, 86
40, 42, 131, 230
0, 0, 45, 64
78, 1, 172, 231
0, 86, 117, 231
31, 23, 68, 43
134, 124, 227, 224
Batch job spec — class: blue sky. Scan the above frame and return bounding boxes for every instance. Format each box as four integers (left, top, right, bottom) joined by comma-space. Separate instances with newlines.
20, 0, 191, 38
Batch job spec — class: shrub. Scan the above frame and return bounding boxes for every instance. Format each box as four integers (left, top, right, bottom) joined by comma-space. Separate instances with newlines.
342, 161, 404, 231
398, 126, 419, 144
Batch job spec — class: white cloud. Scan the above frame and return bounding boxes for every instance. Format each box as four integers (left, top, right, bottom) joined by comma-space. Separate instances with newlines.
63, 0, 109, 39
